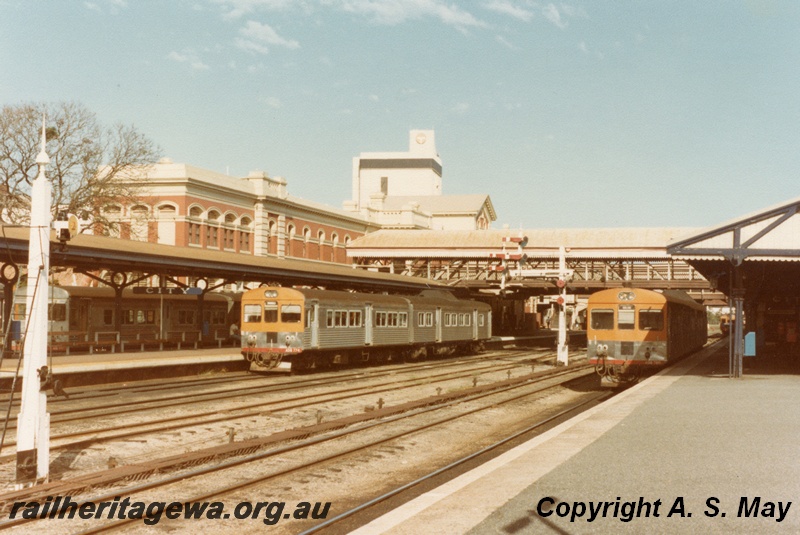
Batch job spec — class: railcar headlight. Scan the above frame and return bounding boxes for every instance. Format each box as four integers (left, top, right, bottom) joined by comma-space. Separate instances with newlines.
264, 290, 279, 298
246, 334, 257, 347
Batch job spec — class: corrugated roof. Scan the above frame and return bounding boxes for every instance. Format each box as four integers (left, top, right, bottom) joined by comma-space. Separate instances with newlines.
0, 226, 447, 291
348, 227, 698, 252
381, 195, 495, 219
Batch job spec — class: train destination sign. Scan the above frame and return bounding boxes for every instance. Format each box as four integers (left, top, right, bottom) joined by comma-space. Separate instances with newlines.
132, 287, 203, 295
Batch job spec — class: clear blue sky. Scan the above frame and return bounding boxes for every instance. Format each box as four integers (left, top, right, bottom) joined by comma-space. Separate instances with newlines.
2, 1, 799, 230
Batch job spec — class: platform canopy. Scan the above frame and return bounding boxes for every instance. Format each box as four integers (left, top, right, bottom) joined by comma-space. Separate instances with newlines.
667, 196, 800, 297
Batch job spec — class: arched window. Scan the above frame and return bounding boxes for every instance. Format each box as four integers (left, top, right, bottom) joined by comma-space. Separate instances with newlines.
331, 233, 340, 263
239, 217, 252, 253
130, 205, 149, 242
206, 210, 220, 248
156, 204, 177, 245
317, 230, 326, 261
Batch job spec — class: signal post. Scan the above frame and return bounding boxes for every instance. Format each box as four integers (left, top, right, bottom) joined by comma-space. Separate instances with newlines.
16, 119, 52, 488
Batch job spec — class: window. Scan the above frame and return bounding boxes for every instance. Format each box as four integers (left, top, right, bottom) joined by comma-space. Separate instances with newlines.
399, 312, 407, 328
281, 304, 302, 323
591, 309, 615, 330
264, 302, 278, 323
103, 309, 114, 326
240, 231, 250, 252
178, 310, 195, 325
206, 226, 218, 247
618, 305, 635, 330
349, 311, 362, 327
188, 223, 201, 245
376, 311, 387, 327
49, 303, 67, 322
326, 310, 334, 328
224, 228, 235, 249
639, 309, 664, 331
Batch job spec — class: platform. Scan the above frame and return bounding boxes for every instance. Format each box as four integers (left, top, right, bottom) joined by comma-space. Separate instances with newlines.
353, 341, 800, 534
0, 347, 244, 377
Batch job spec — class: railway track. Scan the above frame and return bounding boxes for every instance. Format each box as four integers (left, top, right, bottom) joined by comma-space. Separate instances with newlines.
0, 360, 597, 533
0, 349, 559, 455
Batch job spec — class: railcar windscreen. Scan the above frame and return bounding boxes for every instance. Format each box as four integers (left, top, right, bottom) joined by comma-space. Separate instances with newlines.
243, 304, 261, 323
591, 309, 614, 330
639, 309, 664, 330
280, 304, 302, 323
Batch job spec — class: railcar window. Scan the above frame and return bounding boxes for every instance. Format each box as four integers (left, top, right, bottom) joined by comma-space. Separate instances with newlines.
177, 310, 195, 325
399, 312, 407, 328
639, 309, 664, 330
281, 304, 302, 323
264, 301, 278, 323
49, 303, 67, 322
590, 309, 614, 330
349, 311, 362, 327
418, 312, 433, 327
326, 310, 334, 327
103, 309, 113, 326
618, 305, 635, 330
244, 304, 262, 323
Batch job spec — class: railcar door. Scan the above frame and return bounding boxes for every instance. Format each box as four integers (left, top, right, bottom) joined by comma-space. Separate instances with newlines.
365, 303, 373, 346
408, 304, 415, 344
309, 302, 319, 348
435, 307, 442, 342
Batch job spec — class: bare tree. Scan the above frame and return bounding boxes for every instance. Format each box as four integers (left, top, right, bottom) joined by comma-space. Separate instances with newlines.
0, 101, 162, 233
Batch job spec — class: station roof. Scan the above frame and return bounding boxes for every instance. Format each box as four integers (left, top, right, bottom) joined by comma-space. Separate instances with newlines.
0, 226, 447, 293
348, 227, 699, 259
668, 196, 800, 263
381, 195, 496, 220
667, 197, 800, 296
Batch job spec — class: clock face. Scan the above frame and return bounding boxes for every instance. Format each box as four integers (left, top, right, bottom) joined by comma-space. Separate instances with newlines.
415, 133, 427, 144
1, 263, 18, 281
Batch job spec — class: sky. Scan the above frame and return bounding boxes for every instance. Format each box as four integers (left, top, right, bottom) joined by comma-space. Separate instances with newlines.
2, 0, 800, 230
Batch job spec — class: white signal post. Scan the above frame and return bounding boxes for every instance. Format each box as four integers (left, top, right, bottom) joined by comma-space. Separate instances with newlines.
556, 246, 569, 366
16, 117, 52, 488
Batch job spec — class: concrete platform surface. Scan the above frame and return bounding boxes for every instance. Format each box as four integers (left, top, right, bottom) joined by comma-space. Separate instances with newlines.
354, 342, 800, 534
0, 347, 243, 378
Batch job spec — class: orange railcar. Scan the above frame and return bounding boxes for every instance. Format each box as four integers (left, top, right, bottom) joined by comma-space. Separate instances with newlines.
587, 288, 706, 384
